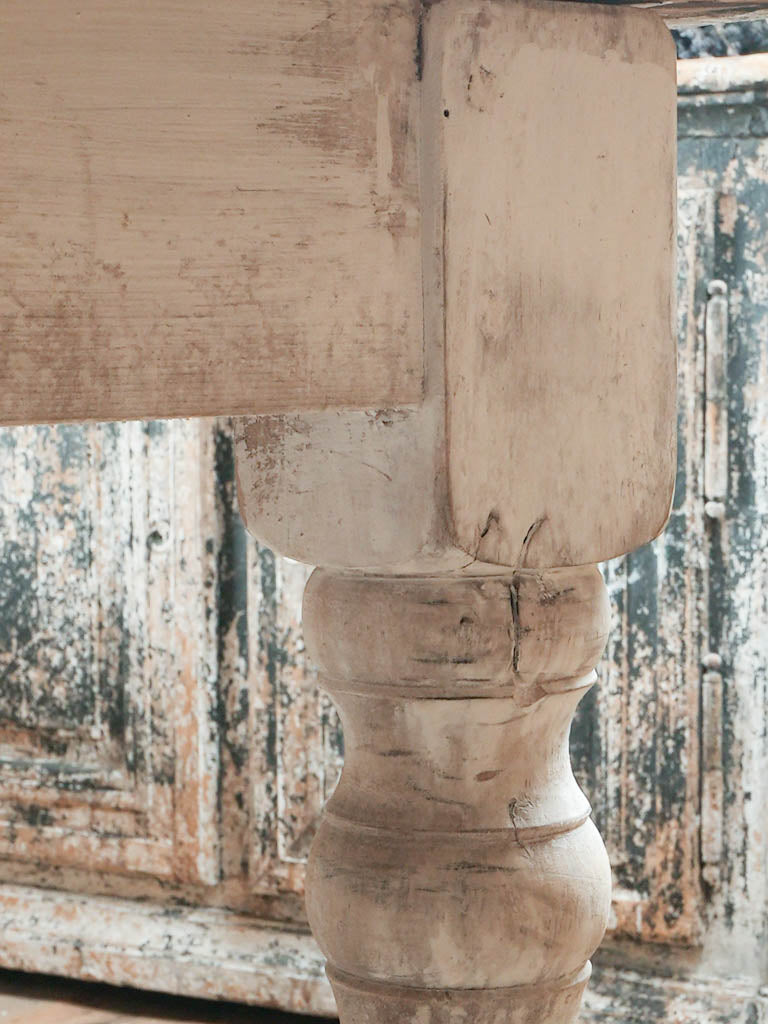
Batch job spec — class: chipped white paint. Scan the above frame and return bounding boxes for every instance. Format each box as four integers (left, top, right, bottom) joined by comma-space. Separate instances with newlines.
0, 418, 219, 884
0, 884, 336, 1016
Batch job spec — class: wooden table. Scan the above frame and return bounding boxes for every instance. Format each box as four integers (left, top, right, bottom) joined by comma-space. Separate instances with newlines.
0, 1, 759, 1021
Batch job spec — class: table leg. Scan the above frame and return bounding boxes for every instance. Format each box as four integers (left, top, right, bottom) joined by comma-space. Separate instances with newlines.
235, 4, 676, 1016
301, 567, 612, 1023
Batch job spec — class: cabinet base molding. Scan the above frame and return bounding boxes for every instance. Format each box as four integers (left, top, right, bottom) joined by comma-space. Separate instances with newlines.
586, 963, 767, 1024
0, 884, 765, 1023
0, 884, 335, 1016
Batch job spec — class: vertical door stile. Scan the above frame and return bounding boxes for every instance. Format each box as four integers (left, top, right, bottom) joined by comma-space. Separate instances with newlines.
700, 276, 729, 889
573, 182, 716, 944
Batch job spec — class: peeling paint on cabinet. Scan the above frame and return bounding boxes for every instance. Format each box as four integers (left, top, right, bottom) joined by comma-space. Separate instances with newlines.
580, 54, 768, 1020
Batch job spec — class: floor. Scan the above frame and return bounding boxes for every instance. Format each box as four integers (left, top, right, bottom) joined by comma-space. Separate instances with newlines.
0, 971, 335, 1024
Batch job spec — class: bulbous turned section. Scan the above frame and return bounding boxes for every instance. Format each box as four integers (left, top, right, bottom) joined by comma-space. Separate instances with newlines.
302, 567, 613, 1024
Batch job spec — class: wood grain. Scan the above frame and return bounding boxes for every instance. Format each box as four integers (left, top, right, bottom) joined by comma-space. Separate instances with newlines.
241, 6, 677, 1020
303, 567, 613, 1023
432, 0, 678, 568
3, 56, 768, 1023
0, 0, 764, 429
0, 0, 423, 424
237, 0, 678, 572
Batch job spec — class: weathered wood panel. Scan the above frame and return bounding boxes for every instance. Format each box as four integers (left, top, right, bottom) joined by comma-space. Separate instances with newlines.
434, 0, 678, 569
571, 178, 713, 945
237, 0, 679, 574
586, 961, 768, 1022
249, 547, 342, 898
0, 885, 336, 1016
0, 0, 423, 424
574, 54, 768, 1015
2, 884, 767, 1022
0, 417, 342, 919
1, 0, 760, 432
677, 52, 768, 982
0, 419, 219, 884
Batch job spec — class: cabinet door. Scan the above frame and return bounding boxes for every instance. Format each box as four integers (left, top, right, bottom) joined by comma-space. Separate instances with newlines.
571, 181, 714, 944
0, 419, 219, 885
197, 422, 344, 903
245, 544, 342, 898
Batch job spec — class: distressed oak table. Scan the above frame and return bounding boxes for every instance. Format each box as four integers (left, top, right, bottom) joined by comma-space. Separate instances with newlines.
0, 1, 762, 1021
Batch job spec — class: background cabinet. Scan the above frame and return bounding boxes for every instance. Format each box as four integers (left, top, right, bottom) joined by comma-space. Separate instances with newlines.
0, 420, 220, 885
575, 53, 768, 1021
1, 55, 768, 1023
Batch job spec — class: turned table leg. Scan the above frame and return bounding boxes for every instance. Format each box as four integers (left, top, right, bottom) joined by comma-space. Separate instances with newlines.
302, 568, 612, 1024
235, 2, 677, 1018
